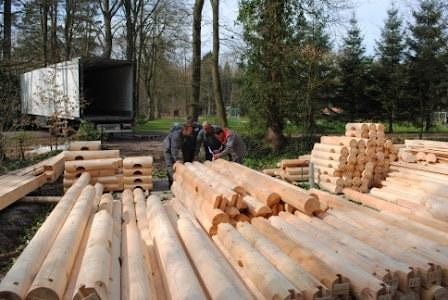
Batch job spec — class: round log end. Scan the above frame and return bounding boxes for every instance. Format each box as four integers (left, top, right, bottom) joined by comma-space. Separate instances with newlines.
26, 287, 59, 300
0, 291, 22, 300
303, 196, 321, 215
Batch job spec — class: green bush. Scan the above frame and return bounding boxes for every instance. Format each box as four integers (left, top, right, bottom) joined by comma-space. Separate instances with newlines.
77, 120, 101, 141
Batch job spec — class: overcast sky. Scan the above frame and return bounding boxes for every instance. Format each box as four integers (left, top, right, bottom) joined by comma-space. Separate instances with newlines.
200, 0, 420, 59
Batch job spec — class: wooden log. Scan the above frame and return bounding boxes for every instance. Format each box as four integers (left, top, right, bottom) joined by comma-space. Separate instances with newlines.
211, 160, 320, 215
243, 195, 272, 217
69, 141, 101, 151
147, 194, 207, 299
225, 206, 240, 218
237, 222, 329, 300
26, 185, 96, 300
293, 212, 419, 293
251, 217, 351, 298
285, 167, 309, 175
270, 216, 391, 299
120, 189, 153, 299
123, 175, 152, 185
283, 174, 309, 182
314, 166, 342, 177
0, 173, 91, 300
122, 156, 153, 169
280, 158, 309, 168
65, 158, 122, 172
318, 182, 343, 194
346, 123, 369, 132
0, 174, 47, 211
42, 152, 65, 182
215, 223, 297, 299
320, 136, 359, 148
398, 150, 417, 163
64, 150, 120, 161
122, 168, 152, 176
311, 157, 344, 169
313, 143, 349, 154
20, 196, 60, 203
64, 169, 117, 180
311, 150, 346, 162
315, 174, 344, 187
177, 217, 253, 299
73, 209, 114, 300
421, 285, 448, 300
109, 200, 121, 300
98, 193, 113, 212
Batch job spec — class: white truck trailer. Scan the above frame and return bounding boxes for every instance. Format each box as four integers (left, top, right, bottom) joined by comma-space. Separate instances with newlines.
21, 57, 134, 132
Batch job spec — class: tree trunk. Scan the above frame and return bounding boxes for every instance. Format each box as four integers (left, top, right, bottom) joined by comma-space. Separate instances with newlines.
41, 1, 49, 66
388, 114, 393, 133
50, 0, 58, 63
191, 0, 204, 121
210, 0, 227, 127
2, 0, 12, 61
102, 6, 113, 58
266, 122, 285, 152
64, 0, 75, 60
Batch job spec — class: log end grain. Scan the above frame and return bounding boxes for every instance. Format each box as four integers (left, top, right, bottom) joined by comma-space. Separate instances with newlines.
26, 287, 59, 300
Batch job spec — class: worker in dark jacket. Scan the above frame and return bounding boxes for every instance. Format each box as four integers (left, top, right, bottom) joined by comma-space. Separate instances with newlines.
163, 123, 193, 186
171, 116, 201, 163
195, 121, 222, 161
213, 128, 246, 163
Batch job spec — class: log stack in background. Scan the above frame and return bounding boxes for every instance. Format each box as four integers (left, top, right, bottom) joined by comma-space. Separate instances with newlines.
122, 156, 153, 191
263, 155, 310, 183
311, 123, 398, 194
63, 149, 123, 192
365, 139, 448, 223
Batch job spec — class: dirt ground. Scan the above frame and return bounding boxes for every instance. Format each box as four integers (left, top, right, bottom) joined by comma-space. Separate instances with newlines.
0, 133, 168, 279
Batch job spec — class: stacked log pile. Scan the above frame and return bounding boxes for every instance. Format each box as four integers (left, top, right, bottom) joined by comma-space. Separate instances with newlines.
172, 159, 321, 234
263, 155, 310, 183
2, 167, 448, 299
63, 150, 123, 192
122, 156, 153, 191
311, 123, 398, 194
360, 139, 448, 223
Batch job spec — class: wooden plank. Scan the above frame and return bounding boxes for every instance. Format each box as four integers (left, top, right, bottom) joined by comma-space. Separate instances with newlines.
0, 174, 47, 211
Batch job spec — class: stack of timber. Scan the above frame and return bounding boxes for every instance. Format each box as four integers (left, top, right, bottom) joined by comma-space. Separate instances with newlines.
3, 173, 448, 299
1, 152, 65, 211
63, 150, 123, 192
172, 159, 321, 235
122, 156, 153, 191
312, 123, 398, 194
398, 139, 448, 164
359, 139, 448, 223
263, 155, 310, 183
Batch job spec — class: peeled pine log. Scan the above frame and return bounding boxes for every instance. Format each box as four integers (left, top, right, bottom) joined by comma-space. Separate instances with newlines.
318, 182, 343, 194
314, 166, 342, 177
262, 168, 278, 176
73, 209, 114, 300
147, 194, 207, 299
123, 176, 152, 185
26, 185, 96, 300
64, 150, 120, 161
211, 160, 320, 215
0, 173, 91, 300
313, 143, 349, 155
311, 150, 346, 162
320, 136, 359, 148
42, 152, 65, 182
123, 168, 152, 176
237, 222, 328, 300
243, 196, 272, 217
270, 216, 390, 299
177, 217, 253, 299
64, 169, 117, 180
398, 150, 416, 163
346, 123, 369, 132
405, 139, 448, 149
215, 223, 297, 299
311, 157, 344, 169
251, 218, 351, 299
293, 212, 419, 293
65, 158, 122, 172
283, 174, 309, 182
69, 141, 101, 151
123, 156, 153, 169
20, 196, 60, 204
315, 174, 344, 187
120, 190, 153, 299
175, 163, 223, 208
280, 158, 309, 168
109, 201, 121, 300
285, 167, 309, 175
98, 193, 113, 212
346, 129, 369, 138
